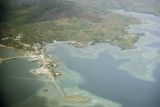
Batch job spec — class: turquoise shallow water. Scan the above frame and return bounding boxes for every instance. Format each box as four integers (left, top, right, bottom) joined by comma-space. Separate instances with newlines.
45, 9, 160, 107
1, 42, 159, 107
46, 43, 160, 107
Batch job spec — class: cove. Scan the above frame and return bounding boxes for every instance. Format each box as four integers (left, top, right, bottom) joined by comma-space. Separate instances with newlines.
47, 43, 160, 107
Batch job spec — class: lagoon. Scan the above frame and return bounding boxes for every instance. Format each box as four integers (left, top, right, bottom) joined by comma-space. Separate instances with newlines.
1, 9, 160, 107
45, 9, 160, 107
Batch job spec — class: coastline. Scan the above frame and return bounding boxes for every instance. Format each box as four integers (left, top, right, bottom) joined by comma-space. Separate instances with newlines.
0, 39, 122, 106
1, 8, 160, 107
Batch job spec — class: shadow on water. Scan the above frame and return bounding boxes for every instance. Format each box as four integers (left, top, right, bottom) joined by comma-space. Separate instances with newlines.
53, 47, 160, 107
0, 59, 44, 107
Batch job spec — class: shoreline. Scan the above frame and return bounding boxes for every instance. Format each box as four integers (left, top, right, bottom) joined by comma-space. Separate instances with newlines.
0, 41, 96, 105
1, 9, 160, 107
0, 41, 122, 106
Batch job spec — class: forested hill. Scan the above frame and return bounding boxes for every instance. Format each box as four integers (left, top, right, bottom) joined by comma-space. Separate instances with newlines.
0, 0, 154, 50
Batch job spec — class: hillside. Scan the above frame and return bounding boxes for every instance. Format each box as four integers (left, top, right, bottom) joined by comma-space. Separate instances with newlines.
0, 0, 143, 50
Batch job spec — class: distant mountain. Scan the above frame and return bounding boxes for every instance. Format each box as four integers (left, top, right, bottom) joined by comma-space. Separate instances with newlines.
0, 0, 147, 50
1, 0, 160, 24
70, 0, 160, 16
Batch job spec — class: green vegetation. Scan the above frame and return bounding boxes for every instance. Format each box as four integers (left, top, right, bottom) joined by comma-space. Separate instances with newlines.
0, 0, 145, 50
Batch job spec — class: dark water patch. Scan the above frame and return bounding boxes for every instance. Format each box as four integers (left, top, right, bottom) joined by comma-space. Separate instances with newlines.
13, 95, 49, 107
0, 59, 44, 107
153, 63, 160, 106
